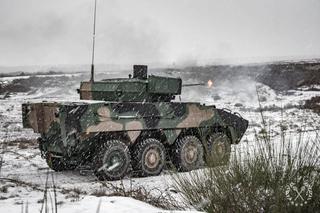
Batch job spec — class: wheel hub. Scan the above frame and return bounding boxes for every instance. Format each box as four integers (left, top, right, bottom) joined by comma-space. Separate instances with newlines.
216, 142, 225, 156
103, 150, 124, 172
185, 144, 198, 164
209, 135, 230, 159
111, 155, 121, 165
145, 149, 160, 169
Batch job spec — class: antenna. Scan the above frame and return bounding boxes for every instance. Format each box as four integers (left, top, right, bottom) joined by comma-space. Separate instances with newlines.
90, 0, 98, 82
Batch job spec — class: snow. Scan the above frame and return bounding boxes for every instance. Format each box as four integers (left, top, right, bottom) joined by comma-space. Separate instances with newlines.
1, 195, 198, 213
0, 140, 197, 212
0, 71, 319, 212
0, 76, 31, 84
0, 73, 83, 84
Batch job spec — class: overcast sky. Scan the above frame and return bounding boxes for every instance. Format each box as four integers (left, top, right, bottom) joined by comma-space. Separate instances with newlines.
0, 0, 320, 67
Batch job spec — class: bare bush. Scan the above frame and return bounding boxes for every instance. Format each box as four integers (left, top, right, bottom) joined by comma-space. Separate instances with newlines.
95, 180, 185, 210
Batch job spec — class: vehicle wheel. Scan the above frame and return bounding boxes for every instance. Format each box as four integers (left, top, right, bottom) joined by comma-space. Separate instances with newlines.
94, 140, 131, 181
205, 132, 231, 166
46, 154, 76, 171
172, 135, 204, 172
132, 138, 165, 177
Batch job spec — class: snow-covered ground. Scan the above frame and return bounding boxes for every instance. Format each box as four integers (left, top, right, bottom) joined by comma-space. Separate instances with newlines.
0, 70, 319, 212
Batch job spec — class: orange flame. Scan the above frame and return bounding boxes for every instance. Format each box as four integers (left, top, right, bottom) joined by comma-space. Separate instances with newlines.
207, 79, 213, 88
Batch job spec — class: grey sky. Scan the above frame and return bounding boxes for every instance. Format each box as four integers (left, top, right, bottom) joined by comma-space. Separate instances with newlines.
0, 0, 320, 66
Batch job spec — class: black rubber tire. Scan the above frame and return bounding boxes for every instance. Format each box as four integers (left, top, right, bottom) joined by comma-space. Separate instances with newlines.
205, 132, 231, 166
93, 140, 131, 181
172, 135, 204, 172
46, 155, 76, 171
131, 138, 165, 177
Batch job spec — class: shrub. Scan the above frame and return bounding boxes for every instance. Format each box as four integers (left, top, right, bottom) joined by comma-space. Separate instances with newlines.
98, 180, 185, 210
172, 130, 320, 212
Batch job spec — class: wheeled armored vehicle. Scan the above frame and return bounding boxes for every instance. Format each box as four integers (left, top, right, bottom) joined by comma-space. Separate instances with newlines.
22, 65, 248, 180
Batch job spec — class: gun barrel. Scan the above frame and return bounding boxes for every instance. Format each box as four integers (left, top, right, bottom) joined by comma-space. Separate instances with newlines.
182, 83, 206, 87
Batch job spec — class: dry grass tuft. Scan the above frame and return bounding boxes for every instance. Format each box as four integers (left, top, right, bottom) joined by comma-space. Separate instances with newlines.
94, 180, 185, 210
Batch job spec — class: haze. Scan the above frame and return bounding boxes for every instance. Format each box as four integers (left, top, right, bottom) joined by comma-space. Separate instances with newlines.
0, 0, 320, 67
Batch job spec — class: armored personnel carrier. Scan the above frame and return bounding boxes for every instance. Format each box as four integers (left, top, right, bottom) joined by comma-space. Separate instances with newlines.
22, 65, 248, 180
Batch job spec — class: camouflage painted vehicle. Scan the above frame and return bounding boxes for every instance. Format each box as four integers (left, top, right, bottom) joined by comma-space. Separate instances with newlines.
22, 65, 248, 180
